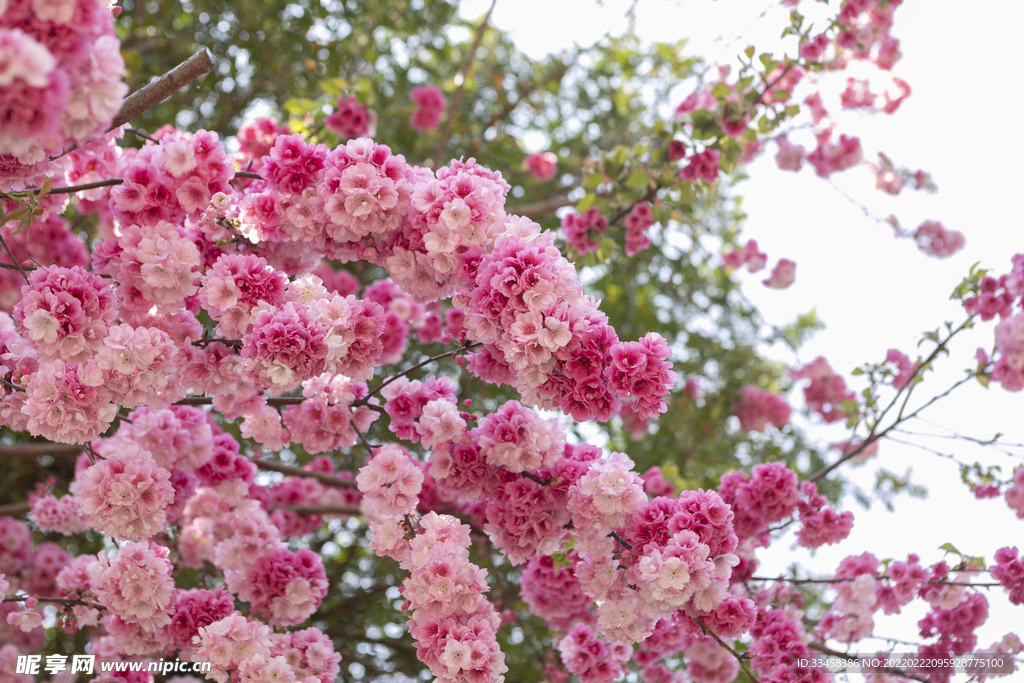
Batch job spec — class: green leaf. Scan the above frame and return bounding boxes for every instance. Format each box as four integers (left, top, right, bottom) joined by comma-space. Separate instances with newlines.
710, 83, 731, 99
938, 543, 961, 556
743, 46, 756, 59
771, 89, 790, 101
577, 193, 596, 213
625, 167, 649, 190
582, 172, 605, 191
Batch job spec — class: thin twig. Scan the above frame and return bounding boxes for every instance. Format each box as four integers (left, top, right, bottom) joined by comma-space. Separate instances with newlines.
694, 617, 759, 683
431, 0, 498, 168
0, 234, 29, 284
356, 341, 482, 406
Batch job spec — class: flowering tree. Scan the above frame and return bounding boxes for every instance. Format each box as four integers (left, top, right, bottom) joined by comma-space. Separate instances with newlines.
1, 1, 1022, 683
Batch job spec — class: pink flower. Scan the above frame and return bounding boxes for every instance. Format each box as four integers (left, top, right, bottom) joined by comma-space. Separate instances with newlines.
524, 152, 558, 181
356, 444, 424, 517
409, 86, 447, 131
731, 386, 791, 432
912, 220, 965, 259
13, 265, 116, 361
722, 239, 768, 273
774, 136, 806, 172
762, 258, 796, 289
88, 541, 175, 631
679, 149, 720, 183
72, 442, 174, 539
324, 95, 376, 139
240, 548, 329, 626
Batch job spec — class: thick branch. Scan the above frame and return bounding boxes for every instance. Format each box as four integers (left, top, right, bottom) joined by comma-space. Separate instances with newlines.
0, 443, 82, 459
175, 396, 306, 406
272, 504, 362, 516
253, 459, 358, 489
0, 503, 30, 517
110, 49, 214, 130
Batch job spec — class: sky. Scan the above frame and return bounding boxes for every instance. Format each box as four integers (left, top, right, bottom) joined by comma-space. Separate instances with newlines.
460, 0, 1024, 670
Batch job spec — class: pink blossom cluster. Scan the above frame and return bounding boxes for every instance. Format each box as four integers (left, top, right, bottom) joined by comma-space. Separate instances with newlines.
774, 136, 806, 172
719, 463, 799, 540
356, 444, 424, 517
22, 358, 117, 443
623, 202, 655, 256
731, 386, 791, 432
88, 541, 175, 632
679, 149, 720, 183
458, 220, 629, 422
807, 133, 863, 177
795, 480, 854, 549
282, 373, 377, 453
193, 613, 274, 683
364, 279, 428, 364
93, 219, 203, 316
762, 258, 796, 289
606, 333, 677, 418
748, 608, 827, 683
162, 587, 235, 650
381, 374, 459, 441
1004, 467, 1024, 518
520, 553, 594, 630
557, 622, 628, 683
963, 273, 1017, 323
238, 548, 328, 626
912, 220, 965, 259
524, 151, 558, 181
118, 405, 214, 470
991, 312, 1024, 393
0, 0, 127, 163
991, 547, 1024, 606
560, 207, 607, 255
722, 239, 767, 272
13, 265, 116, 361
409, 85, 447, 131
475, 399, 565, 473
108, 131, 233, 227
368, 508, 508, 683
200, 253, 288, 337
869, 152, 934, 195
71, 443, 174, 539
789, 355, 856, 423
269, 628, 343, 683
875, 553, 929, 615
28, 489, 87, 535
236, 118, 291, 172
0, 518, 31, 575
96, 323, 182, 408
325, 95, 377, 139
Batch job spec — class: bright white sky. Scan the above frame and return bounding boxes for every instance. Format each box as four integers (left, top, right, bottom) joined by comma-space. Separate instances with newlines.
462, 0, 1024, 669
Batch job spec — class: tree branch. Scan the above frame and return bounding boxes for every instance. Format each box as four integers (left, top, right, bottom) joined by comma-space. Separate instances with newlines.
0, 503, 30, 517
431, 0, 498, 169
0, 443, 82, 459
110, 49, 214, 130
253, 459, 358, 489
272, 504, 362, 516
